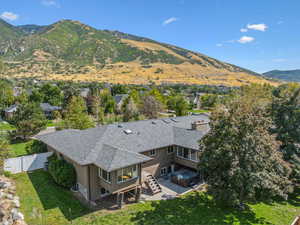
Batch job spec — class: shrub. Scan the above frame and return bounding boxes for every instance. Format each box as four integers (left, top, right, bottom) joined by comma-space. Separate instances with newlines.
48, 154, 76, 188
25, 140, 47, 155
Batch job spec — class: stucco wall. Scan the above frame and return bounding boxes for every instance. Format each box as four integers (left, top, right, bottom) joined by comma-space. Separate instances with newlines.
141, 147, 175, 178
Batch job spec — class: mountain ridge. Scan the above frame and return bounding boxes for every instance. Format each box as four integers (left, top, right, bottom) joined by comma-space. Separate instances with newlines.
0, 19, 274, 86
263, 69, 300, 82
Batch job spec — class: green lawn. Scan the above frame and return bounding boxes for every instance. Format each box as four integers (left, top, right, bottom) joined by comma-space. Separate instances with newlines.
13, 170, 300, 225
0, 122, 15, 131
189, 109, 210, 114
9, 140, 30, 157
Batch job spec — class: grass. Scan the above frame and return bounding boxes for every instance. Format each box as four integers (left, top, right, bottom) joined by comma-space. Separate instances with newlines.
0, 121, 15, 131
9, 140, 30, 157
189, 109, 210, 114
13, 170, 300, 225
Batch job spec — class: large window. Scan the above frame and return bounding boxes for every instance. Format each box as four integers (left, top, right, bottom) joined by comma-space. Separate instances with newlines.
117, 165, 138, 183
167, 146, 174, 154
149, 149, 156, 156
98, 168, 111, 183
176, 146, 199, 162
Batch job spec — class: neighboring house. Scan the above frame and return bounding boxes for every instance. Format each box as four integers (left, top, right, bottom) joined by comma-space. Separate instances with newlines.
114, 94, 129, 112
40, 103, 62, 118
13, 87, 23, 97
80, 88, 91, 99
4, 104, 18, 119
192, 93, 206, 109
36, 114, 210, 206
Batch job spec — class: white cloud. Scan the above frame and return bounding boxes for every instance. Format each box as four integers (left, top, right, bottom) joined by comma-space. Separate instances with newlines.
216, 43, 223, 47
41, 0, 60, 8
0, 12, 19, 21
162, 17, 178, 26
238, 36, 255, 44
247, 23, 268, 32
240, 28, 248, 33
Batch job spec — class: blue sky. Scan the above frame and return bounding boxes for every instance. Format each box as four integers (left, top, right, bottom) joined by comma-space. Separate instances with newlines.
1, 0, 300, 73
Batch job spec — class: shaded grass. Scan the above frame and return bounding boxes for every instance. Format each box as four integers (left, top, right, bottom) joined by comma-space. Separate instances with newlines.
13, 170, 300, 225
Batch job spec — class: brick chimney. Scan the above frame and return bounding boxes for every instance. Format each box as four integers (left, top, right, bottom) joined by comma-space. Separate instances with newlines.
191, 120, 209, 131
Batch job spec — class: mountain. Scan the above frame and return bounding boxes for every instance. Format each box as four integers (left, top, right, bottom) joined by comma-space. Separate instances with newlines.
0, 19, 274, 86
263, 70, 300, 82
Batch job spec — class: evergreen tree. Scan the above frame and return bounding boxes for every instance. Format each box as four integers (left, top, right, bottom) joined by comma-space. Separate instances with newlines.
61, 96, 94, 130
272, 83, 300, 183
0, 80, 14, 110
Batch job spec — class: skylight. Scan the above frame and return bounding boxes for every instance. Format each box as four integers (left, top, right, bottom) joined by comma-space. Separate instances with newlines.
124, 129, 133, 134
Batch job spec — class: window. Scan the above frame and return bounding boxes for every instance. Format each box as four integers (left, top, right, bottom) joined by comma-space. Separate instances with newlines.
149, 149, 156, 156
190, 150, 197, 161
167, 146, 174, 154
177, 147, 183, 157
160, 167, 167, 176
183, 148, 189, 159
176, 146, 199, 162
98, 168, 111, 183
117, 165, 138, 183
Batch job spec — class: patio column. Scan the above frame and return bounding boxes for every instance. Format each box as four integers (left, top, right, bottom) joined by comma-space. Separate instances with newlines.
117, 192, 124, 208
135, 187, 141, 202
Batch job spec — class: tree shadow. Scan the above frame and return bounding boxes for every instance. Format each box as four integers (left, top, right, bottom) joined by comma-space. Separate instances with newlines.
132, 192, 273, 225
28, 170, 91, 221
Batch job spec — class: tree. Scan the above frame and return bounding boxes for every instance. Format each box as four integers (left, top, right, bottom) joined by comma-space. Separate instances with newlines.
0, 59, 6, 74
39, 83, 63, 106
199, 95, 293, 207
200, 94, 219, 109
167, 96, 189, 116
60, 96, 94, 130
140, 95, 163, 119
271, 83, 300, 182
11, 103, 47, 140
0, 80, 14, 110
0, 136, 9, 174
100, 89, 116, 114
123, 97, 139, 122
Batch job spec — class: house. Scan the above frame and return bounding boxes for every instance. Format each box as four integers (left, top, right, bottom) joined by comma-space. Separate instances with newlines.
79, 88, 91, 99
113, 94, 128, 112
40, 103, 62, 118
35, 114, 209, 207
4, 104, 18, 119
13, 87, 23, 97
192, 93, 206, 109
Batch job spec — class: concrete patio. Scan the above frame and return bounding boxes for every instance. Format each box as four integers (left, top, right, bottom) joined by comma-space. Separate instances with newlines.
141, 177, 204, 201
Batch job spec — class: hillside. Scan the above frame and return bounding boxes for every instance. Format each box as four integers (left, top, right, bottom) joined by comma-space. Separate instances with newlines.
0, 19, 274, 86
263, 69, 300, 82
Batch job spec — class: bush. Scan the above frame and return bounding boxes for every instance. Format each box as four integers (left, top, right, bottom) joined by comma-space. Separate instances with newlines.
48, 154, 76, 188
25, 140, 47, 155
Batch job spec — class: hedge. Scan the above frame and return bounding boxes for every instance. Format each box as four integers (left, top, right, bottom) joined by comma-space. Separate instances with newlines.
48, 154, 76, 188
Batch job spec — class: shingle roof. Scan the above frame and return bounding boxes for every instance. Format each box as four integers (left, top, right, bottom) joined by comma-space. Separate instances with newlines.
114, 94, 128, 105
4, 104, 18, 113
36, 115, 209, 171
40, 103, 61, 112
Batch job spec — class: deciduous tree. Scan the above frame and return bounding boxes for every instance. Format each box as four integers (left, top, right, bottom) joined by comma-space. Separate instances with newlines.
199, 95, 293, 207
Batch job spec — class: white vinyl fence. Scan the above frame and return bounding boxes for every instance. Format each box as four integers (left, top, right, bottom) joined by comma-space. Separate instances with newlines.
4, 152, 53, 174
